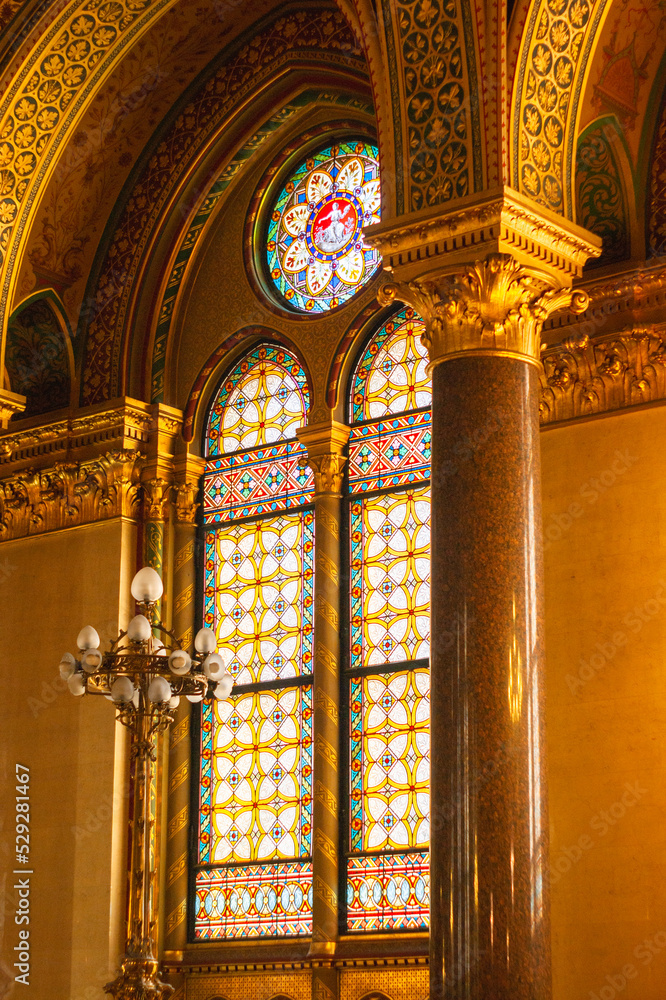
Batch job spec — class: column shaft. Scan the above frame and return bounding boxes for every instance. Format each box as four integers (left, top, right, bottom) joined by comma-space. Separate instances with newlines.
429, 357, 550, 999
310, 490, 342, 1000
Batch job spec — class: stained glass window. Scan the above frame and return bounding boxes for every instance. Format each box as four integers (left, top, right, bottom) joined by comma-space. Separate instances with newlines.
346, 308, 432, 932
196, 343, 314, 939
266, 140, 381, 313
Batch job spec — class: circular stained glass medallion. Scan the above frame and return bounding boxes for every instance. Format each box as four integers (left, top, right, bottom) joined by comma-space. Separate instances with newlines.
266, 140, 381, 313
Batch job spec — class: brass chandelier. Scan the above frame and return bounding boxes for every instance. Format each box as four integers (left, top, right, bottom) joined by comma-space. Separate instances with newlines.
59, 566, 233, 1000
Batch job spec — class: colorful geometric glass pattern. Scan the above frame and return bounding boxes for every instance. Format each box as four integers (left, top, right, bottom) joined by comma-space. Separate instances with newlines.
203, 440, 314, 522
350, 308, 430, 422
206, 344, 309, 456
266, 140, 381, 313
346, 852, 429, 932
195, 862, 313, 938
348, 411, 431, 494
203, 512, 314, 685
350, 670, 430, 852
197, 344, 314, 940
346, 311, 431, 933
199, 686, 313, 865
350, 488, 431, 670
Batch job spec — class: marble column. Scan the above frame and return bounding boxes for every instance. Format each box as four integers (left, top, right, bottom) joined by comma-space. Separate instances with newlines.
375, 245, 595, 1000
297, 419, 349, 1000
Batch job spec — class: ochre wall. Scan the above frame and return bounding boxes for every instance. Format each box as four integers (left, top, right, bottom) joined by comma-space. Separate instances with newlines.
0, 518, 136, 999
542, 404, 666, 1000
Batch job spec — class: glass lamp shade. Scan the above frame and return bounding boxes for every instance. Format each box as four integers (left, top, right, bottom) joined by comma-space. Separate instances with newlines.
81, 648, 103, 673
168, 694, 180, 710
203, 652, 225, 680
59, 653, 76, 680
186, 690, 204, 703
77, 625, 100, 651
127, 614, 152, 643
214, 673, 234, 700
111, 676, 135, 704
148, 676, 171, 704
169, 649, 191, 676
67, 673, 86, 697
194, 627, 216, 654
130, 566, 164, 603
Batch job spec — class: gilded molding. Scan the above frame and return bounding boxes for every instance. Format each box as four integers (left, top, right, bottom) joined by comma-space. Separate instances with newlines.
381, 252, 590, 370
540, 329, 666, 424
0, 388, 26, 431
365, 186, 601, 285
296, 420, 351, 496
0, 447, 143, 540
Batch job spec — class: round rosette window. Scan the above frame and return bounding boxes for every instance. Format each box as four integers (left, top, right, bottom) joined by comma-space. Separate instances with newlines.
266, 140, 381, 313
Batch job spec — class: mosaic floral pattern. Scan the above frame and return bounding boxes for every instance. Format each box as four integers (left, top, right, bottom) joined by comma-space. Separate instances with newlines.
350, 670, 430, 852
206, 344, 309, 456
346, 313, 431, 932
5, 298, 70, 417
195, 861, 313, 938
517, 0, 597, 213
350, 488, 431, 670
203, 512, 314, 685
575, 120, 629, 267
197, 344, 315, 939
266, 140, 381, 312
648, 94, 666, 256
351, 308, 430, 422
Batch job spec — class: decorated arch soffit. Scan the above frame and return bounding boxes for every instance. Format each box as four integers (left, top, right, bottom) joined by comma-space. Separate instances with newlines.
574, 114, 631, 266
0, 0, 322, 367
337, 0, 486, 217
78, 6, 368, 406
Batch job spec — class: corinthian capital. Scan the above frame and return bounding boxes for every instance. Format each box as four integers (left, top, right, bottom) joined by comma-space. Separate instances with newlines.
296, 419, 350, 497
380, 253, 590, 371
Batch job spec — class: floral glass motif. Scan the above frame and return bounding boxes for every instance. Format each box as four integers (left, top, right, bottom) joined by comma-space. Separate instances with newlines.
346, 310, 432, 933
206, 344, 310, 456
203, 512, 314, 685
196, 343, 314, 940
266, 140, 381, 313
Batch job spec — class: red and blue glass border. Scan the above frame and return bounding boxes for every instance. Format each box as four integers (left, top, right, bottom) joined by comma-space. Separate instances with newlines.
194, 860, 313, 938
346, 852, 429, 932
203, 440, 314, 522
348, 410, 431, 494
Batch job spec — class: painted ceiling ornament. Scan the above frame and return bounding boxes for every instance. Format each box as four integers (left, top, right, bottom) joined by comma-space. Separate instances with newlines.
266, 140, 381, 313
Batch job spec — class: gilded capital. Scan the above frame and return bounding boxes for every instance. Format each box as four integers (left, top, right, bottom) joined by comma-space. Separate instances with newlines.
380, 253, 590, 371
296, 420, 350, 496
142, 477, 171, 522
173, 481, 199, 524
0, 388, 26, 430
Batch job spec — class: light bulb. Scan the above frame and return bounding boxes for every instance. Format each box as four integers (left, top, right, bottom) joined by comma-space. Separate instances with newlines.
111, 676, 134, 704
127, 614, 152, 643
186, 691, 204, 703
213, 673, 234, 700
203, 652, 225, 680
59, 653, 76, 680
148, 676, 171, 704
81, 648, 103, 673
169, 649, 191, 676
194, 627, 216, 654
67, 673, 86, 697
130, 566, 163, 604
131, 688, 140, 709
77, 625, 100, 651
168, 694, 180, 710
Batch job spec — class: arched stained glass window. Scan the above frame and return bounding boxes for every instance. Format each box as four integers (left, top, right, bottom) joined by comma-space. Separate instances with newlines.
345, 308, 432, 932
196, 343, 315, 939
266, 140, 381, 313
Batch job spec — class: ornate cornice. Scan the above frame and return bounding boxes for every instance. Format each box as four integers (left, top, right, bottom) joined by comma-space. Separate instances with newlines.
365, 187, 601, 286
380, 253, 590, 371
0, 448, 144, 541
540, 328, 666, 425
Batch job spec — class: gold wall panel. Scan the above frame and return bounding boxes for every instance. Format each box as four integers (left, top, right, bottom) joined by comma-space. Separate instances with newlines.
542, 405, 666, 1000
339, 967, 428, 1000
185, 970, 311, 1000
